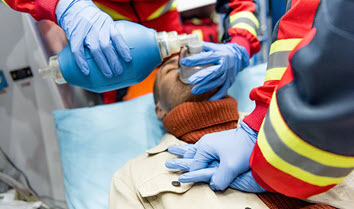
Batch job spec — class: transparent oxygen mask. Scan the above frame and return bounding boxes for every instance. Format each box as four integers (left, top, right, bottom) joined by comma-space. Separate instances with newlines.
156, 31, 199, 59
177, 38, 213, 84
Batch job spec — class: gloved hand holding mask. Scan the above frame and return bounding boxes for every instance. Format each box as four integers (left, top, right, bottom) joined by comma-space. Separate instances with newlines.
180, 42, 249, 101
56, 0, 132, 77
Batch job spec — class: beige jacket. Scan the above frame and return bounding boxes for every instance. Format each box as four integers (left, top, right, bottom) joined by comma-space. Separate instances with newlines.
109, 134, 269, 209
109, 133, 354, 209
306, 171, 354, 209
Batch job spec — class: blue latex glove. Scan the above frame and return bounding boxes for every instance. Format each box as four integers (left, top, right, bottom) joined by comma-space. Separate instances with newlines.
166, 122, 265, 192
56, 0, 132, 77
166, 157, 264, 193
181, 42, 249, 101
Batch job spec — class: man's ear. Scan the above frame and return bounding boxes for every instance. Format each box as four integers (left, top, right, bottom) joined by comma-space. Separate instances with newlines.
155, 102, 168, 121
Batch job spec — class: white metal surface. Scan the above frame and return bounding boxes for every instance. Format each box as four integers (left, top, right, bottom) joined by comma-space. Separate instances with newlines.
176, 0, 216, 12
0, 4, 66, 202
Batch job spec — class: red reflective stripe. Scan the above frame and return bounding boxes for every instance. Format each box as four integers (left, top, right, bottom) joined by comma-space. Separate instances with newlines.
250, 142, 336, 198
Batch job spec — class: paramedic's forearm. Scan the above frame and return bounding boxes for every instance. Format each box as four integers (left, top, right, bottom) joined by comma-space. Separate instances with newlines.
250, 0, 354, 198
216, 0, 261, 56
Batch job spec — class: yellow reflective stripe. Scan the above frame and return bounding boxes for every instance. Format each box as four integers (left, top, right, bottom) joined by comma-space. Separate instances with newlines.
264, 67, 287, 81
192, 29, 203, 41
95, 2, 132, 21
269, 94, 354, 168
147, 3, 166, 20
147, 0, 176, 21
191, 18, 203, 25
230, 11, 259, 28
232, 23, 257, 37
171, 0, 177, 10
1, 0, 9, 6
265, 39, 301, 82
269, 39, 302, 55
258, 124, 345, 186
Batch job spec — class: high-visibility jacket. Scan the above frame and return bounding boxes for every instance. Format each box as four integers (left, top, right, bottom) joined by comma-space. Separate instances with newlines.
1, 0, 260, 54
245, 0, 354, 199
2, 0, 261, 102
1, 0, 184, 33
2, 0, 261, 103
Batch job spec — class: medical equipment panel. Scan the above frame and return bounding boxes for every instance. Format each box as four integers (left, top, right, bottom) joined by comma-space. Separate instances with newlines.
0, 3, 67, 203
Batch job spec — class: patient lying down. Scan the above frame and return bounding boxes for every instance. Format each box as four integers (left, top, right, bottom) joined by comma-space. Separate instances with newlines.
108, 55, 341, 209
108, 55, 264, 209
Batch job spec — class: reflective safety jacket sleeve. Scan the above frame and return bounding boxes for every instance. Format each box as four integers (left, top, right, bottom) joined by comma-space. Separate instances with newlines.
216, 0, 261, 56
0, 0, 180, 29
243, 0, 320, 132
91, 0, 183, 33
1, 0, 58, 22
249, 0, 354, 199
2, 0, 259, 55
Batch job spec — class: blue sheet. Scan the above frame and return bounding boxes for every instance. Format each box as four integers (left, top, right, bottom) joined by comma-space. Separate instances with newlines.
53, 63, 266, 209
53, 95, 165, 209
229, 63, 267, 113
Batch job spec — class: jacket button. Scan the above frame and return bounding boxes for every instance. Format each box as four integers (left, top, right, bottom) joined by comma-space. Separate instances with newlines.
172, 181, 180, 187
